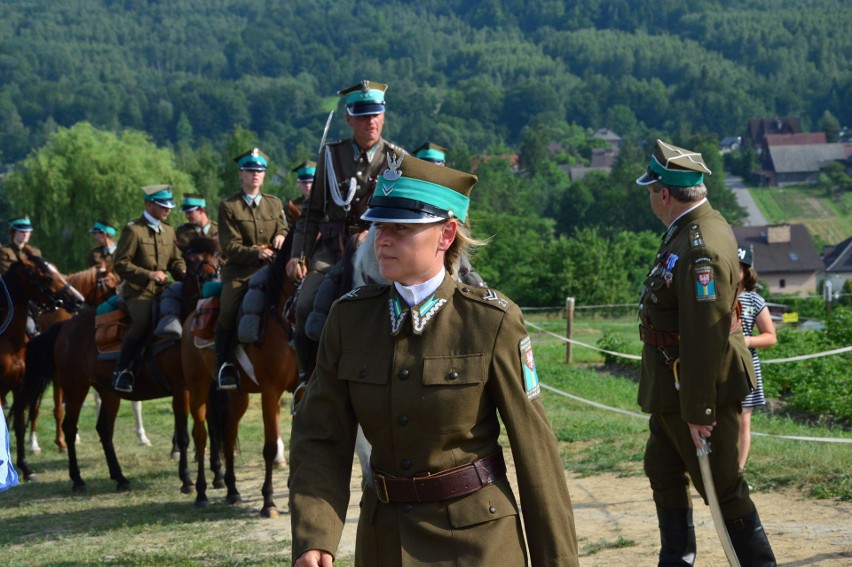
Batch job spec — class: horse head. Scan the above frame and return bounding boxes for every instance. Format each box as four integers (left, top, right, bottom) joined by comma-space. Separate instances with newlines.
184, 237, 222, 293
19, 250, 85, 313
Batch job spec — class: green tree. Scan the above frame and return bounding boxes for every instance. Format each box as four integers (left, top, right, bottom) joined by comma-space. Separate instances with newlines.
2, 122, 193, 271
818, 110, 841, 143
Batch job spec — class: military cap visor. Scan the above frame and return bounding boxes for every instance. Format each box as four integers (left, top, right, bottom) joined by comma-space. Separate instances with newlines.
90, 221, 117, 236
339, 81, 387, 116
180, 195, 207, 212
234, 148, 269, 171
292, 161, 317, 181
9, 217, 33, 232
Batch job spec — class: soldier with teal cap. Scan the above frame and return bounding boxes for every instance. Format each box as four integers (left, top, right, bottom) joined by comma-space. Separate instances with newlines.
286, 80, 403, 381
176, 193, 218, 252
112, 185, 186, 393
87, 219, 118, 269
0, 216, 42, 275
214, 148, 288, 390
636, 140, 776, 565
286, 160, 316, 228
412, 141, 447, 165
289, 152, 579, 567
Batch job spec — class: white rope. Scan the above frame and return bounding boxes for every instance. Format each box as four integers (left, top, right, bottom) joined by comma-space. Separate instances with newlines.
761, 345, 852, 364
526, 321, 642, 361
325, 145, 357, 211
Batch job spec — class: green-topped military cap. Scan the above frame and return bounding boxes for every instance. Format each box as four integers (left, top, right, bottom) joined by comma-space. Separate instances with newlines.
413, 142, 448, 165
90, 219, 118, 236
234, 147, 269, 171
180, 193, 207, 213
292, 160, 317, 182
362, 152, 477, 224
636, 139, 712, 187
9, 215, 33, 232
338, 80, 387, 116
142, 184, 177, 208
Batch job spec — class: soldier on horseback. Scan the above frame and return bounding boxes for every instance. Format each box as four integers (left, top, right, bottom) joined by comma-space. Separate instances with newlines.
112, 185, 186, 393
0, 216, 41, 275
87, 219, 118, 269
176, 194, 219, 253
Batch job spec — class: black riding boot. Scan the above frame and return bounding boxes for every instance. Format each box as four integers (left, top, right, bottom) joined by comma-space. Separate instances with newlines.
725, 510, 777, 566
214, 324, 238, 391
656, 506, 696, 567
292, 328, 317, 384
113, 337, 142, 393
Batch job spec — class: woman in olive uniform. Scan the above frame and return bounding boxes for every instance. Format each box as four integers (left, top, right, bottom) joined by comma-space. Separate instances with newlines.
289, 153, 579, 567
214, 148, 288, 389
0, 216, 41, 274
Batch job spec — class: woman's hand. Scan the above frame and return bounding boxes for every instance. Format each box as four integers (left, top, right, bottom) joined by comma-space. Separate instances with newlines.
294, 550, 333, 567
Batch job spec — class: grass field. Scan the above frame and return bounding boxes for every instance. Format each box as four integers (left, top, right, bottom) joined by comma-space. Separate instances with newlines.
1, 313, 849, 565
749, 185, 852, 246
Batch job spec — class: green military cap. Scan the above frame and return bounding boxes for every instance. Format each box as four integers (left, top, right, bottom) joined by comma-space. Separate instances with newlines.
292, 160, 317, 182
636, 139, 712, 187
9, 215, 33, 232
180, 193, 207, 213
234, 147, 269, 171
338, 80, 387, 116
362, 152, 476, 224
142, 184, 177, 208
413, 142, 448, 165
90, 219, 118, 236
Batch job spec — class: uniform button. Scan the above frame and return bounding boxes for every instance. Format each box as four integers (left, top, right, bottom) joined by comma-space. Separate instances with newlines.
400, 459, 412, 470
402, 503, 413, 513
462, 287, 471, 292
397, 415, 409, 426
489, 506, 497, 514
258, 229, 264, 233
705, 408, 712, 415
447, 371, 459, 381
358, 369, 368, 379
398, 369, 410, 380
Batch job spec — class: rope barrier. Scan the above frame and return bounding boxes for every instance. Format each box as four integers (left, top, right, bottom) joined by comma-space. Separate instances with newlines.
526, 321, 642, 360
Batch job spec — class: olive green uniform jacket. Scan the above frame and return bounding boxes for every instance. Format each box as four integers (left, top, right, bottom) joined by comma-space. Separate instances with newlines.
217, 193, 287, 329
176, 221, 219, 252
0, 244, 42, 275
289, 275, 579, 567
290, 137, 402, 271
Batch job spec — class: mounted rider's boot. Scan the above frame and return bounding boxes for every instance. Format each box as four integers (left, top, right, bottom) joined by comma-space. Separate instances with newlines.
656, 505, 696, 567
292, 328, 316, 385
113, 337, 142, 393
214, 324, 238, 391
725, 510, 776, 567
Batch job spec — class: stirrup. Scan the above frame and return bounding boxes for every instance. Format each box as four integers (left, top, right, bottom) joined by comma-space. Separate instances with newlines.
217, 363, 238, 391
113, 369, 134, 393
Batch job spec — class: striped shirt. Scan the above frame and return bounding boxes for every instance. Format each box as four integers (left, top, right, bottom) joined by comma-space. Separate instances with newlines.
739, 291, 767, 408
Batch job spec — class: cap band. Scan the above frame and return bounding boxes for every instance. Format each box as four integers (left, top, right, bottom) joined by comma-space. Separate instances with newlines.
415, 148, 446, 163
91, 222, 117, 236
295, 166, 316, 181
144, 189, 174, 202
10, 217, 33, 231
374, 175, 469, 223
181, 196, 206, 210
648, 155, 705, 187
238, 154, 268, 170
344, 88, 385, 108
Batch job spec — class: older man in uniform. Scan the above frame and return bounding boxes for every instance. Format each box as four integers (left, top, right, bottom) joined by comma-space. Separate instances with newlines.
636, 140, 776, 566
286, 160, 316, 228
87, 219, 118, 269
176, 193, 218, 252
286, 80, 403, 379
214, 148, 288, 390
112, 185, 186, 393
0, 216, 41, 274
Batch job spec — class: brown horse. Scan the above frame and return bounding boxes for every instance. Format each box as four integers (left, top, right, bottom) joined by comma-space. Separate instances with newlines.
0, 251, 85, 480
192, 249, 298, 516
15, 237, 220, 491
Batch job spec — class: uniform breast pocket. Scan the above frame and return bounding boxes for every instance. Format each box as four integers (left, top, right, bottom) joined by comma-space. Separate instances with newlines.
339, 351, 391, 433
421, 353, 486, 433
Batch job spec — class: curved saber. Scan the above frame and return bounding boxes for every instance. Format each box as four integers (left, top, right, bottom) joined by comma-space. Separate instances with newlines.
296, 109, 335, 264
697, 438, 741, 566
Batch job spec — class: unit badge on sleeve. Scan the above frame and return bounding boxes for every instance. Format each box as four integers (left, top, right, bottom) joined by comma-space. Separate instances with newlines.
519, 335, 541, 400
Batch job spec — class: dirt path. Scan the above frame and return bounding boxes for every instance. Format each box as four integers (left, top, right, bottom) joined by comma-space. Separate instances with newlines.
313, 461, 852, 565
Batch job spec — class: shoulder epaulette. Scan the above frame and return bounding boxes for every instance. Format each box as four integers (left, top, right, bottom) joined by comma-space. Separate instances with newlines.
263, 193, 282, 203
688, 223, 705, 249
327, 138, 346, 147
338, 283, 389, 302
456, 285, 512, 312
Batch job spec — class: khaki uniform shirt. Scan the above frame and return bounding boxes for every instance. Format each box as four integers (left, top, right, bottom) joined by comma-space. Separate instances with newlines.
638, 201, 754, 424
0, 244, 42, 275
114, 216, 186, 301
290, 137, 402, 271
218, 193, 287, 284
290, 275, 579, 567
176, 221, 219, 252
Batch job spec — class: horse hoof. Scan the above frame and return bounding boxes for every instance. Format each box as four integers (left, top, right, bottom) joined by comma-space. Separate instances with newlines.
139, 438, 152, 447
116, 482, 131, 493
181, 483, 194, 495
213, 479, 225, 489
226, 494, 242, 505
273, 458, 286, 469
171, 451, 181, 461
30, 447, 42, 456
194, 500, 210, 509
261, 507, 279, 519
24, 473, 37, 482
72, 484, 87, 493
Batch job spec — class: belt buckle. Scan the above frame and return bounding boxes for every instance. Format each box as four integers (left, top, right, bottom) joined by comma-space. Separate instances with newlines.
374, 474, 389, 504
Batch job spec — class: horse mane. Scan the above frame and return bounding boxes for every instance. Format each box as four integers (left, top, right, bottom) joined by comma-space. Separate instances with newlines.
352, 226, 388, 287
185, 236, 220, 256
66, 266, 98, 292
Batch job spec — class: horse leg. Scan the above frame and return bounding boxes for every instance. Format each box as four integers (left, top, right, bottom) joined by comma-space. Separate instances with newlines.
133, 400, 152, 446
274, 435, 286, 467
190, 388, 210, 507
28, 401, 41, 455
13, 401, 36, 481
53, 384, 67, 452
260, 392, 283, 518
62, 394, 87, 491
94, 394, 131, 491
172, 392, 192, 494
223, 392, 249, 505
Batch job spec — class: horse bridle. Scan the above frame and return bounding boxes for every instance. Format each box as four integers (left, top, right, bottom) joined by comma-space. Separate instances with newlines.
24, 260, 78, 312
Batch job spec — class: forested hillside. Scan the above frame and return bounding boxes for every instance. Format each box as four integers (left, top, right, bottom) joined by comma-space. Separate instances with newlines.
1, 0, 849, 304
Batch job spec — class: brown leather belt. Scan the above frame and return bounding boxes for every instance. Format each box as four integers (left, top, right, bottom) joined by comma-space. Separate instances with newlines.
373, 453, 506, 504
639, 324, 679, 348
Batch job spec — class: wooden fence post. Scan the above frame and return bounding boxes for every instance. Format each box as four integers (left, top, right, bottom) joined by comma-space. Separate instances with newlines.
565, 297, 574, 364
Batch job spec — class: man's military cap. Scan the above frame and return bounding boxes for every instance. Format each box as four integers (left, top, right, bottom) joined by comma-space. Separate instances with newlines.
292, 160, 317, 182
90, 219, 118, 236
362, 152, 476, 224
234, 147, 269, 171
737, 244, 754, 267
142, 184, 177, 208
9, 216, 33, 232
338, 80, 387, 116
180, 193, 207, 213
636, 139, 711, 187
413, 142, 448, 165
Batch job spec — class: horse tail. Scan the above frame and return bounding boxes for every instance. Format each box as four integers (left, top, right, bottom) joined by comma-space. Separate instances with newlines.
13, 321, 62, 423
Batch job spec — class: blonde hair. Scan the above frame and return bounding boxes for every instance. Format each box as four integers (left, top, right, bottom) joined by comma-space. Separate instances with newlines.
445, 220, 487, 274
